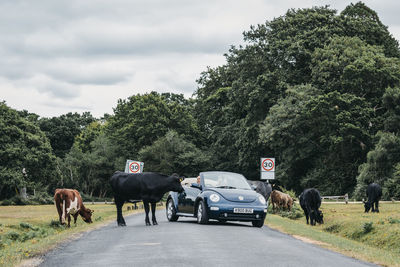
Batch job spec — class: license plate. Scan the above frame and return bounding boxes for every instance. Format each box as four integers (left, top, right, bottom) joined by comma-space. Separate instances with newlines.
233, 208, 253, 214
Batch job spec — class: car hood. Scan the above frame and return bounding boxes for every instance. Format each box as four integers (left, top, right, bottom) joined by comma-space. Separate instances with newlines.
207, 188, 258, 203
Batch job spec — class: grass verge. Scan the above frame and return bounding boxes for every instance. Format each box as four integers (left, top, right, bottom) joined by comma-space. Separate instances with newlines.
265, 203, 400, 267
0, 203, 147, 267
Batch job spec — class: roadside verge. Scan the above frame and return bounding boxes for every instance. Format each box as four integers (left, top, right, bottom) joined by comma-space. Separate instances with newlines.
266, 214, 400, 267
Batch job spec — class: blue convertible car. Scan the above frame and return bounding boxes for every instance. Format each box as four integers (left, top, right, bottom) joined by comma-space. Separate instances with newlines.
166, 171, 268, 227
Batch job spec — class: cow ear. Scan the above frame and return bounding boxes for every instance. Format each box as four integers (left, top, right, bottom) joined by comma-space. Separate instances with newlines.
179, 176, 185, 182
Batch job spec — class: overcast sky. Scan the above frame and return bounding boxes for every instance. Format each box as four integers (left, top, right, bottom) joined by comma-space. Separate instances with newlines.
1, 0, 399, 118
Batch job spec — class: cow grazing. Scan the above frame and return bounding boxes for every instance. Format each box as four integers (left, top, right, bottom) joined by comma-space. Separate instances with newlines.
364, 183, 382, 213
299, 188, 323, 226
270, 190, 293, 211
54, 189, 93, 227
110, 171, 184, 226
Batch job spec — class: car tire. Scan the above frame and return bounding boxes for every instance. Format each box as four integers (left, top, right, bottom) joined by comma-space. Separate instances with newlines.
166, 198, 179, 222
252, 219, 264, 228
197, 200, 209, 224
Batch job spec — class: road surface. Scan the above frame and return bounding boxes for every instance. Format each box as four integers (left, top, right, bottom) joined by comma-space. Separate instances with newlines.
40, 210, 376, 267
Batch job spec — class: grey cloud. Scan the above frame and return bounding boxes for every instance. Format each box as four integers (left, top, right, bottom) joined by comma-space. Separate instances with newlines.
26, 75, 80, 99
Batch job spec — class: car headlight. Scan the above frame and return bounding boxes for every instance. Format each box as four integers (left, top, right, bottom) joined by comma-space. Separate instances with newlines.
210, 194, 220, 202
259, 196, 266, 205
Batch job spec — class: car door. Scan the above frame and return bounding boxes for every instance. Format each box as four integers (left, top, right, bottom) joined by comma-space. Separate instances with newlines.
178, 186, 201, 214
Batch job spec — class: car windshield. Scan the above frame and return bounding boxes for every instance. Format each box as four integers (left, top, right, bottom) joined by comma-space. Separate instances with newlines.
202, 172, 251, 190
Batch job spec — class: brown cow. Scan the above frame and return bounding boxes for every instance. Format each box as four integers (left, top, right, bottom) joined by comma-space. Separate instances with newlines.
54, 189, 93, 227
271, 190, 293, 211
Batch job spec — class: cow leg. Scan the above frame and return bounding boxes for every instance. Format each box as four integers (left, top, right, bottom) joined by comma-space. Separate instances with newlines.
73, 213, 78, 225
309, 209, 314, 225
311, 210, 316, 226
375, 201, 379, 213
143, 201, 151, 226
67, 214, 71, 227
304, 209, 309, 224
56, 202, 64, 225
151, 202, 158, 225
115, 196, 126, 226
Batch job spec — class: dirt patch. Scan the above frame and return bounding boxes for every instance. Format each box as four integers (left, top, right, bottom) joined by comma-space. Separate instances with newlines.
292, 235, 331, 247
17, 257, 43, 267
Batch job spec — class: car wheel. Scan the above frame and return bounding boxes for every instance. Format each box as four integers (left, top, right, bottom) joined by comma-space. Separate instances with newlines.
197, 200, 209, 224
166, 198, 179, 222
252, 219, 264, 228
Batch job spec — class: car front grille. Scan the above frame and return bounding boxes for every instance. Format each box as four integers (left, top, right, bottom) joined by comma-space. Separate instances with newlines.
218, 213, 258, 220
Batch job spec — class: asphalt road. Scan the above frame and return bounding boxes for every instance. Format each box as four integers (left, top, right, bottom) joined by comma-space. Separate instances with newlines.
40, 210, 376, 267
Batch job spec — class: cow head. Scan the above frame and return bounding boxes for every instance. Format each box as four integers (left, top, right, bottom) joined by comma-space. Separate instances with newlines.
311, 209, 324, 224
169, 173, 185, 193
363, 200, 371, 213
81, 208, 94, 223
316, 210, 324, 224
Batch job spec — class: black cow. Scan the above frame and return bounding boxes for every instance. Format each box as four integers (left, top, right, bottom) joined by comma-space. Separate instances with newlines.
110, 171, 184, 226
249, 181, 273, 202
363, 183, 382, 213
299, 188, 324, 226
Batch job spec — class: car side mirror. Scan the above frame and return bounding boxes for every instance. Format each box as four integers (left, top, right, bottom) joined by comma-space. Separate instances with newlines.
191, 183, 202, 190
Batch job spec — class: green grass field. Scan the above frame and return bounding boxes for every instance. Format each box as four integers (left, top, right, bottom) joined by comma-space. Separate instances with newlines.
266, 202, 400, 267
0, 203, 143, 267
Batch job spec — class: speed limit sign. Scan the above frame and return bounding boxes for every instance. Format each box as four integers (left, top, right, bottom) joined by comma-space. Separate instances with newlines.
124, 160, 144, 174
260, 157, 275, 180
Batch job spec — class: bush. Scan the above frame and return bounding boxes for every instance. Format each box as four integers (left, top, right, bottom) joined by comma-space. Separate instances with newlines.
9, 195, 31, 205
80, 193, 109, 202
0, 191, 54, 205
28, 191, 53, 204
19, 231, 38, 242
20, 222, 38, 231
277, 204, 304, 220
6, 231, 20, 241
388, 217, 400, 224
49, 220, 62, 228
363, 222, 374, 234
1, 199, 13, 206
324, 223, 342, 233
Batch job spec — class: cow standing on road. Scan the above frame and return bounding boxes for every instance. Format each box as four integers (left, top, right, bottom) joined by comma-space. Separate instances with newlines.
110, 171, 184, 226
299, 188, 323, 226
364, 183, 382, 213
54, 189, 93, 227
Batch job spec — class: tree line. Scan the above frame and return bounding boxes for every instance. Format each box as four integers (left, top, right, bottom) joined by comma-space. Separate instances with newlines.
1, 2, 400, 201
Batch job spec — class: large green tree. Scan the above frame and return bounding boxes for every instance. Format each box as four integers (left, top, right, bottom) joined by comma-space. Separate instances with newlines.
38, 112, 95, 158
56, 128, 123, 197
0, 102, 56, 199
195, 2, 399, 192
138, 130, 211, 177
259, 86, 373, 194
355, 87, 400, 199
107, 92, 200, 161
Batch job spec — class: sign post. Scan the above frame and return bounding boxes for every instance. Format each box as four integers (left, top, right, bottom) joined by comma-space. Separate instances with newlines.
260, 157, 275, 180
124, 160, 144, 174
